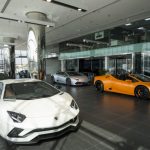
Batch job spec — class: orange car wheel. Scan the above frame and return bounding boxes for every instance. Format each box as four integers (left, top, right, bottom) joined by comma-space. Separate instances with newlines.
134, 86, 150, 100
95, 81, 104, 93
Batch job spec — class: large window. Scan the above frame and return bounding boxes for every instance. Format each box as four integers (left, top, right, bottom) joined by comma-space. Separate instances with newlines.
143, 53, 150, 76
15, 50, 28, 73
0, 47, 10, 73
108, 54, 132, 74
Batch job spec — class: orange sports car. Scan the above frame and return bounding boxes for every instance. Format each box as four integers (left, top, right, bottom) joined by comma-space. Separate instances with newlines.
94, 73, 150, 99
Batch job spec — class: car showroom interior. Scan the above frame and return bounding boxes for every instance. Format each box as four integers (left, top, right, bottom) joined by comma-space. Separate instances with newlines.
0, 0, 150, 150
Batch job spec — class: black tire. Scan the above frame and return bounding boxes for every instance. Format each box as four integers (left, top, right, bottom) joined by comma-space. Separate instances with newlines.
0, 136, 9, 150
134, 85, 150, 100
51, 76, 55, 84
7, 141, 17, 150
95, 81, 104, 92
66, 78, 71, 86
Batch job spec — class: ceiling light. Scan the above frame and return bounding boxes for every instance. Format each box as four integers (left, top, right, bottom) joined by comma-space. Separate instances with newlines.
138, 27, 145, 30
46, 25, 50, 27
44, 0, 87, 12
66, 43, 91, 49
78, 8, 82, 12
125, 23, 132, 26
83, 39, 86, 42
83, 39, 108, 45
145, 18, 150, 21
18, 20, 24, 23
47, 53, 57, 58
0, 16, 55, 27
4, 44, 8, 47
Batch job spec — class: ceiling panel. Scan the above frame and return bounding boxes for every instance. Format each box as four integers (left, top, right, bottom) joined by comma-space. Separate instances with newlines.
57, 0, 118, 11
0, 0, 9, 12
46, 0, 150, 45
0, 0, 150, 48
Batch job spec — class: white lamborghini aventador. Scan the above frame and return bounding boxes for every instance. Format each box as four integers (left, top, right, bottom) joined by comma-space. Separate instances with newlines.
0, 79, 80, 143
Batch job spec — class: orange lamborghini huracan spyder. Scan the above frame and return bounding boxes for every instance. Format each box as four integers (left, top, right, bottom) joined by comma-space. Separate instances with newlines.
94, 73, 150, 99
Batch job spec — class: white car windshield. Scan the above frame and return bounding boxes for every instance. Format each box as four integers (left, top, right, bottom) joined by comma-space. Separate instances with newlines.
4, 81, 60, 100
67, 72, 82, 76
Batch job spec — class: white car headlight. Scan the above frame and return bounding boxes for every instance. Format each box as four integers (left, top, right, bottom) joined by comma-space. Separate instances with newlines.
70, 100, 78, 110
7, 111, 26, 123
75, 78, 79, 81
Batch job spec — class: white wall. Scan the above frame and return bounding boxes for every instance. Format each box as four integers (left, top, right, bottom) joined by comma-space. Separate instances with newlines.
45, 58, 60, 75
45, 44, 61, 75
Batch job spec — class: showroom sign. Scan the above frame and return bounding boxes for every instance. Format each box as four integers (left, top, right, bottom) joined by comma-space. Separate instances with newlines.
95, 31, 104, 40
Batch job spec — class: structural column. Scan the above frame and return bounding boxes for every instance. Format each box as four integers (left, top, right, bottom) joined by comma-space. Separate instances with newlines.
10, 45, 15, 78
104, 56, 109, 71
26, 12, 46, 79
134, 52, 142, 74
61, 60, 66, 72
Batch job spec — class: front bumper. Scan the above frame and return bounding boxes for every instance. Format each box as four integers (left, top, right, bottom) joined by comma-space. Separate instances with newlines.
75, 82, 88, 85
73, 81, 89, 86
6, 116, 80, 144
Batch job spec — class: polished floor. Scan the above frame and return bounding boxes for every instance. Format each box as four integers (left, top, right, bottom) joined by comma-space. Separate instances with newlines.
1, 84, 150, 150
60, 85, 150, 149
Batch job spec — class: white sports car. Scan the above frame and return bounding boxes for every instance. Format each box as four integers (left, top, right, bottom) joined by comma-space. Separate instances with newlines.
51, 71, 89, 86
0, 79, 80, 144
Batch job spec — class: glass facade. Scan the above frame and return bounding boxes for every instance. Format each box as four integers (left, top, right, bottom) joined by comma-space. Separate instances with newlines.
59, 19, 150, 53
108, 54, 132, 74
0, 47, 10, 73
143, 52, 150, 76
59, 18, 150, 76
15, 50, 28, 73
0, 49, 4, 73
66, 59, 78, 71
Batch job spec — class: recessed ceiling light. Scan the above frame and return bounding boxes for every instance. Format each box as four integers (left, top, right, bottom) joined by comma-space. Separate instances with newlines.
18, 20, 24, 23
138, 27, 145, 30
125, 23, 132, 26
83, 39, 86, 42
46, 25, 50, 27
78, 8, 82, 12
145, 18, 150, 21
44, 0, 87, 12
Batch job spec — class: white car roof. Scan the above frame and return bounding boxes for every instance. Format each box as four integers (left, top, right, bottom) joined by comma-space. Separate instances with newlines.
0, 79, 41, 85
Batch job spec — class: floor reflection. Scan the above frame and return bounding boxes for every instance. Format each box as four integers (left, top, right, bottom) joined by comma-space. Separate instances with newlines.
58, 84, 150, 149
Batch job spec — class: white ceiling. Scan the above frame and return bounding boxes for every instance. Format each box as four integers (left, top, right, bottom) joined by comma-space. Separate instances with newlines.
0, 0, 150, 49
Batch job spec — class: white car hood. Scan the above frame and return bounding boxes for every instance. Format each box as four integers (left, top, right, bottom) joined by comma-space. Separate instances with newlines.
71, 76, 88, 81
5, 92, 74, 118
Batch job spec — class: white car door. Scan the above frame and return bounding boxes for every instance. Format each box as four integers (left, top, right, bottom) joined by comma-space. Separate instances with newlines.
57, 72, 67, 84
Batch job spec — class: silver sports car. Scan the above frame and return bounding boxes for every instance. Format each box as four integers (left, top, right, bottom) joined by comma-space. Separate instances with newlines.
51, 71, 89, 86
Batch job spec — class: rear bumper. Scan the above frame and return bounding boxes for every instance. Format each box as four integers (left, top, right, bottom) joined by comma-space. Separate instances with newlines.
7, 116, 81, 144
